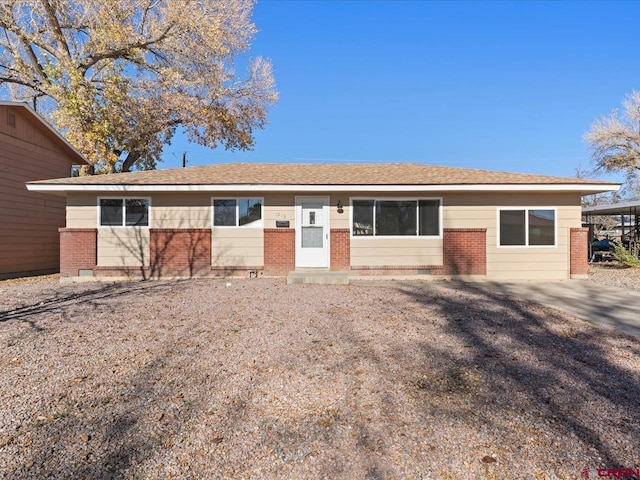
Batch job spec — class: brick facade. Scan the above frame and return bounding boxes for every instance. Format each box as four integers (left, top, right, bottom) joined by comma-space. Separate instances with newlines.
330, 228, 350, 271
58, 228, 97, 277
93, 266, 149, 279
264, 228, 295, 275
149, 228, 211, 278
350, 265, 445, 275
570, 227, 589, 278
443, 228, 487, 276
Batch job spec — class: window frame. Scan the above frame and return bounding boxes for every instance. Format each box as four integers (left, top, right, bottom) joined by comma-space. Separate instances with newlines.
349, 197, 443, 239
97, 197, 152, 228
211, 197, 264, 229
496, 207, 557, 248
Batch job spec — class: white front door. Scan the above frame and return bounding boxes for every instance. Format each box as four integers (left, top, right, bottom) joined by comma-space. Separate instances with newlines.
295, 196, 330, 268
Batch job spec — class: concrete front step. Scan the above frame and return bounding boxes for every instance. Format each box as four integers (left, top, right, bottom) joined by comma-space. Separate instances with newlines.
286, 270, 349, 285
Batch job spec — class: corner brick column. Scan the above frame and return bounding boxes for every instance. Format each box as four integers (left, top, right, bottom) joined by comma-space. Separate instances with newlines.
330, 228, 350, 271
570, 227, 589, 278
264, 228, 295, 275
443, 228, 487, 276
58, 228, 97, 277
149, 228, 211, 278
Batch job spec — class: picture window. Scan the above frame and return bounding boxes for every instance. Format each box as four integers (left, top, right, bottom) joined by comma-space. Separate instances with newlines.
99, 198, 149, 226
499, 208, 555, 246
352, 199, 441, 237
213, 198, 263, 227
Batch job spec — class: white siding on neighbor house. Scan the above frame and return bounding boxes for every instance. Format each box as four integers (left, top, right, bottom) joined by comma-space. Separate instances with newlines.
97, 228, 150, 267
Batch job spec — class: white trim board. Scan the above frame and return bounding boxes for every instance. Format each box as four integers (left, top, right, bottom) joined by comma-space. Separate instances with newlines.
26, 183, 620, 194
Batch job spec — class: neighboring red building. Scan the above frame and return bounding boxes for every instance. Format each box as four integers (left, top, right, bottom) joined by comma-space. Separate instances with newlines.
0, 101, 89, 279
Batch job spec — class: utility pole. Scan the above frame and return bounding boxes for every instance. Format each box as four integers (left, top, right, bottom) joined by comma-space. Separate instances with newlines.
182, 152, 187, 168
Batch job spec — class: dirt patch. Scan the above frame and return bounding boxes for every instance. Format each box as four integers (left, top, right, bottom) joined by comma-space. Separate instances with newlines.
0, 277, 639, 479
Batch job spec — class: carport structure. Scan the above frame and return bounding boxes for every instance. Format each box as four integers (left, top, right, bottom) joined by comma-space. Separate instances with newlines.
583, 199, 640, 258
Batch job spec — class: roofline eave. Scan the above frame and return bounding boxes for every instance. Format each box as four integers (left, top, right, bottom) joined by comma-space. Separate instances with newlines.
26, 183, 621, 194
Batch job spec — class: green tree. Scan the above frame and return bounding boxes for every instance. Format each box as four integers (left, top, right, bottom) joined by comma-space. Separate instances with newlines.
0, 0, 277, 172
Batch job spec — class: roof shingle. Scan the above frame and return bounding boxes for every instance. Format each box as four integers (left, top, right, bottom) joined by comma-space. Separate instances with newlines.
27, 162, 615, 186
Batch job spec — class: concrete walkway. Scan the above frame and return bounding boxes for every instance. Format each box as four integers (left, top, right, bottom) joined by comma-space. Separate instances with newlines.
477, 280, 640, 338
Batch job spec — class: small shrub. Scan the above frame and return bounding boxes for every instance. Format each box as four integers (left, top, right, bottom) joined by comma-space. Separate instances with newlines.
612, 243, 640, 268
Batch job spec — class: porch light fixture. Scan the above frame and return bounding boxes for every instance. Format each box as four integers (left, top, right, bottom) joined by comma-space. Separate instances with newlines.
337, 200, 344, 214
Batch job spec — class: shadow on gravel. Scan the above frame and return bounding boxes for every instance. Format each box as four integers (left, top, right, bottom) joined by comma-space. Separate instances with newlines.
17, 309, 208, 479
0, 281, 182, 329
483, 280, 640, 339
398, 281, 640, 469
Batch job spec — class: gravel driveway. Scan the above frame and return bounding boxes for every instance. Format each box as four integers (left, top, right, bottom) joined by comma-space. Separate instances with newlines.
1, 275, 639, 479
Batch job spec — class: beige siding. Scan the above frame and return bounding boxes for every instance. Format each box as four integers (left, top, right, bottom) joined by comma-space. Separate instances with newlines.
351, 237, 443, 266
97, 228, 150, 267
264, 192, 296, 228
66, 192, 98, 228
443, 192, 582, 280
262, 192, 350, 229
329, 193, 350, 229
342, 191, 582, 278
0, 105, 80, 276
151, 193, 210, 228
211, 228, 263, 267
68, 192, 212, 229
487, 206, 579, 280
67, 189, 584, 279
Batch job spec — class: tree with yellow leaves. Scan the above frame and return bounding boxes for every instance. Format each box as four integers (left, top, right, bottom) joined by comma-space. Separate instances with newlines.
0, 0, 277, 172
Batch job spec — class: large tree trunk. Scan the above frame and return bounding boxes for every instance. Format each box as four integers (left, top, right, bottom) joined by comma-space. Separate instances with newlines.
121, 151, 141, 173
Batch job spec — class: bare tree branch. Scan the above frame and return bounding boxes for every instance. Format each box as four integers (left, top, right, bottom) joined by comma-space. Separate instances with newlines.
38, 0, 72, 58
586, 91, 640, 175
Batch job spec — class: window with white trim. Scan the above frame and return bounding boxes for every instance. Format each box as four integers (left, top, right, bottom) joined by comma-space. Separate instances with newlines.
352, 199, 441, 236
212, 198, 263, 227
498, 208, 555, 246
99, 198, 149, 226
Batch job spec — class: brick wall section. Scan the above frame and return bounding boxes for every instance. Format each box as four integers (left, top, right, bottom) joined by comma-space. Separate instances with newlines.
570, 227, 589, 277
150, 228, 211, 278
350, 265, 444, 275
443, 228, 487, 276
264, 228, 295, 275
94, 266, 149, 279
59, 228, 97, 277
330, 228, 350, 271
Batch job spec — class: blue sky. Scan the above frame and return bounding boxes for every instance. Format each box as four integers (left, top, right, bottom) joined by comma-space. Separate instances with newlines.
162, 1, 640, 180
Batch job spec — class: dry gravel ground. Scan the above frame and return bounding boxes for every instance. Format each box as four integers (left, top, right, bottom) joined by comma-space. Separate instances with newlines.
589, 263, 640, 291
1, 273, 639, 479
